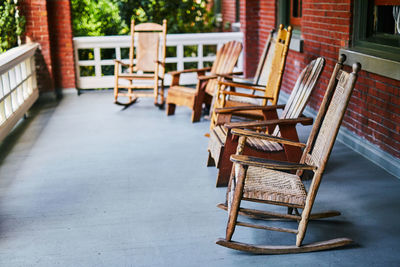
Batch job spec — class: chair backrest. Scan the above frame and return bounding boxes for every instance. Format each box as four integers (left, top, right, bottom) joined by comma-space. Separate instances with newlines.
262, 24, 292, 105
253, 29, 275, 86
272, 57, 325, 137
129, 20, 167, 75
205, 41, 243, 95
301, 56, 360, 198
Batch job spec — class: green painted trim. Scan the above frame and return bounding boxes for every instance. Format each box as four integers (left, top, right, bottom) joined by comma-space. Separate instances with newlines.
340, 48, 400, 80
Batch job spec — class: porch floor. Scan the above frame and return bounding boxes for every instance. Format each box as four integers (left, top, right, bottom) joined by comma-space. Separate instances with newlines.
0, 90, 399, 266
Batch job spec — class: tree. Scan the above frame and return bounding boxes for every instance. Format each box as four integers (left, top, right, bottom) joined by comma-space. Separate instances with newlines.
118, 0, 215, 33
71, 0, 215, 36
71, 0, 129, 36
0, 0, 25, 53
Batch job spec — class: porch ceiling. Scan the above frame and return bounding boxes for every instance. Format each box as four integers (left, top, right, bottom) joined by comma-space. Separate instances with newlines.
0, 90, 399, 266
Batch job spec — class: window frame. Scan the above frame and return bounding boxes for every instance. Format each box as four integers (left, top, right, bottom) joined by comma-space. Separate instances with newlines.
352, 0, 400, 61
277, 0, 303, 52
340, 0, 400, 80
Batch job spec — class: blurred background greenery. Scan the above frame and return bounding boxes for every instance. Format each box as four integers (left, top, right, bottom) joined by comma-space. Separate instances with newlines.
71, 0, 217, 36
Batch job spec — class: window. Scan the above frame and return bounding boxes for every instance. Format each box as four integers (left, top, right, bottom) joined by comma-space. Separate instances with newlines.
231, 0, 241, 31
353, 0, 400, 58
342, 0, 400, 80
277, 0, 303, 52
278, 0, 302, 31
290, 0, 302, 28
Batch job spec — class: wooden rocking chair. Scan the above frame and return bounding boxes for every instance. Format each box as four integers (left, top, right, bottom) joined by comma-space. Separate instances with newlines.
208, 57, 325, 187
166, 41, 243, 122
209, 25, 292, 129
114, 19, 167, 107
216, 57, 361, 254
219, 28, 275, 88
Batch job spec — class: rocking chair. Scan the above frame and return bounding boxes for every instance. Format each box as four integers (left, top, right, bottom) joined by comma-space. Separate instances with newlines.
114, 19, 167, 107
209, 25, 292, 129
208, 57, 325, 187
216, 56, 361, 254
166, 41, 243, 122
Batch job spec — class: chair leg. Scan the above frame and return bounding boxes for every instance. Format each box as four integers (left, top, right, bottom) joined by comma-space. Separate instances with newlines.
160, 83, 165, 106
207, 152, 216, 167
226, 164, 247, 241
154, 78, 159, 105
216, 133, 240, 187
166, 103, 176, 115
191, 104, 202, 123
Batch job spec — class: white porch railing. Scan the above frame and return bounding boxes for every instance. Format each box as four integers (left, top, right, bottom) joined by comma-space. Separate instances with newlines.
73, 32, 244, 89
0, 43, 39, 143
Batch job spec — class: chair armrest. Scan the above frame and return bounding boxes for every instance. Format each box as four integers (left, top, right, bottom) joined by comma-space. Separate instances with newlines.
168, 67, 212, 76
114, 59, 130, 67
214, 104, 286, 114
230, 128, 307, 148
226, 117, 313, 129
230, 155, 317, 171
220, 91, 273, 100
218, 80, 265, 92
198, 74, 218, 81
218, 72, 244, 79
155, 60, 165, 66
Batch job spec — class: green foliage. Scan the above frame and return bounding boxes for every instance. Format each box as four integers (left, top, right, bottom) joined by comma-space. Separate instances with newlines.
118, 0, 215, 33
71, 0, 129, 36
0, 0, 25, 53
71, 0, 216, 36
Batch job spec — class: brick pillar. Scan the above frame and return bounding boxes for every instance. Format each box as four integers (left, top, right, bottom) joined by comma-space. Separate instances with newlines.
221, 0, 237, 31
240, 0, 260, 77
20, 0, 54, 92
47, 0, 76, 91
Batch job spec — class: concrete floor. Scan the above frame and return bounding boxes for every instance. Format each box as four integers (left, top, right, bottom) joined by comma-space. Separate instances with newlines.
0, 90, 399, 266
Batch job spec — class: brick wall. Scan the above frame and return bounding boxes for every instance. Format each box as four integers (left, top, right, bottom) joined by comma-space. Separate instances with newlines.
20, 0, 54, 92
222, 0, 237, 30
20, 0, 76, 93
221, 0, 400, 160
47, 0, 76, 90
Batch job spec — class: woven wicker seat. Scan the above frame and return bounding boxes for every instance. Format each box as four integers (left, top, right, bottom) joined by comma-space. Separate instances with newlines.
243, 166, 306, 207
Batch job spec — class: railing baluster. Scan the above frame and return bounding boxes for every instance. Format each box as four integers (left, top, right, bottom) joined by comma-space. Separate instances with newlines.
0, 43, 39, 142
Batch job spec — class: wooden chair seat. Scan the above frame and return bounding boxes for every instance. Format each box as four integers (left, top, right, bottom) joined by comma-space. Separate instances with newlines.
246, 136, 283, 152
243, 166, 306, 207
221, 100, 265, 118
166, 41, 242, 122
209, 125, 284, 168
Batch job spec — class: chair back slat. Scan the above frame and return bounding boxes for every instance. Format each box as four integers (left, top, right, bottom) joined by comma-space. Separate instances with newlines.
263, 25, 292, 105
205, 41, 242, 95
256, 40, 275, 87
272, 57, 325, 137
253, 29, 275, 86
281, 57, 325, 119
